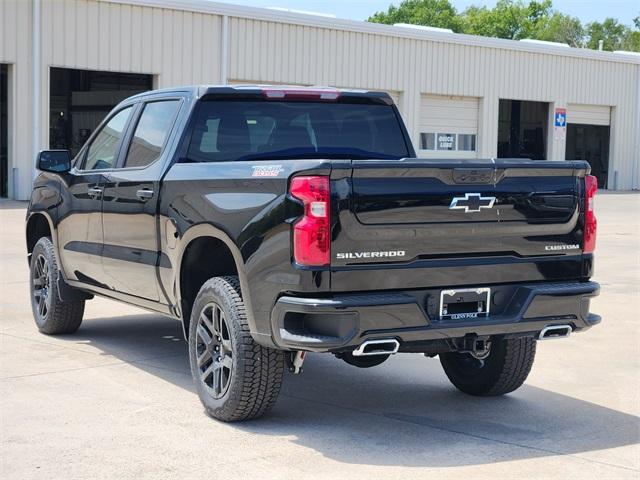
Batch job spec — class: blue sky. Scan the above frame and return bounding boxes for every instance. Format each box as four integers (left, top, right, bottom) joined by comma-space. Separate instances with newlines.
219, 0, 639, 26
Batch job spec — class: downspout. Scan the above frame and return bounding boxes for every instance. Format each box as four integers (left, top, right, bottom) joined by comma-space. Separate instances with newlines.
31, 0, 41, 186
220, 15, 229, 85
634, 65, 640, 190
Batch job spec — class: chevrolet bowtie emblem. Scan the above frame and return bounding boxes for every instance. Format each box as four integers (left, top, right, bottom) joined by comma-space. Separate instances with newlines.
449, 193, 496, 213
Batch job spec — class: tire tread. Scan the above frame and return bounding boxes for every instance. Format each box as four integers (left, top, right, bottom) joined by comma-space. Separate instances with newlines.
31, 237, 84, 335
192, 276, 284, 422
440, 337, 536, 396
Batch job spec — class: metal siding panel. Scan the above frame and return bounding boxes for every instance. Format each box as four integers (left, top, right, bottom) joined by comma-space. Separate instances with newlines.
131, 6, 143, 73
118, 5, 132, 72
86, 0, 100, 70
183, 12, 194, 82
75, 0, 88, 68
51, 0, 65, 66
172, 10, 183, 85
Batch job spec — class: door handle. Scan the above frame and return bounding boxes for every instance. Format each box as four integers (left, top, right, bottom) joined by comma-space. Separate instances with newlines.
136, 189, 154, 201
87, 187, 103, 198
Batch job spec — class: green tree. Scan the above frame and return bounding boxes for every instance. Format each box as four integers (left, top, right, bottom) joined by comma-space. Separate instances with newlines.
586, 18, 629, 51
621, 14, 640, 51
368, 1, 639, 52
620, 29, 640, 52
368, 0, 464, 32
537, 12, 584, 47
461, 0, 558, 40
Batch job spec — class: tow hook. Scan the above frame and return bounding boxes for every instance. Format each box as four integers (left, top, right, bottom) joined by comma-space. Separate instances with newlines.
288, 351, 306, 374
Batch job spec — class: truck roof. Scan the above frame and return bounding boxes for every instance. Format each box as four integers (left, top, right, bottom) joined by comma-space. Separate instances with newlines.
125, 84, 395, 104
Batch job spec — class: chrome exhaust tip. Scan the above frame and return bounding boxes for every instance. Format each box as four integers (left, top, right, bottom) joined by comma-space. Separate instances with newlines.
352, 339, 400, 357
538, 325, 572, 340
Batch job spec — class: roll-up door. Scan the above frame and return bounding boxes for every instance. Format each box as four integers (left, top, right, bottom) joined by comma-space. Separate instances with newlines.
567, 104, 610, 126
418, 94, 479, 159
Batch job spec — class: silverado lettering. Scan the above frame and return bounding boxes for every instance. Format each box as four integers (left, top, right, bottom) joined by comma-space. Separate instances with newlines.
336, 251, 406, 259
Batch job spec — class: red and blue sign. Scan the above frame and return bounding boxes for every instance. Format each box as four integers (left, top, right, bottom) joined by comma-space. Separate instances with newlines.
554, 108, 567, 128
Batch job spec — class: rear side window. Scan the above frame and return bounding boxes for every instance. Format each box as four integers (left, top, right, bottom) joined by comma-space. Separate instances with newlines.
84, 106, 132, 170
185, 100, 409, 162
123, 100, 180, 168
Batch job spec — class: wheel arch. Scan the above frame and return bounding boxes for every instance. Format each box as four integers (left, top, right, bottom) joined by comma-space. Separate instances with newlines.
175, 223, 256, 339
26, 211, 57, 260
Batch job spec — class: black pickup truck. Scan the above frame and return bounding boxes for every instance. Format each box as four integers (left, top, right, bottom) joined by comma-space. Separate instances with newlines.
26, 85, 600, 422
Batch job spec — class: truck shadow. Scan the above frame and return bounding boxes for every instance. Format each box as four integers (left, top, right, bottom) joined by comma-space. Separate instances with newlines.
66, 313, 639, 468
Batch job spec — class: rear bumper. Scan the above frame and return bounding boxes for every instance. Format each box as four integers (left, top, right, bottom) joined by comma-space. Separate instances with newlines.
270, 281, 600, 352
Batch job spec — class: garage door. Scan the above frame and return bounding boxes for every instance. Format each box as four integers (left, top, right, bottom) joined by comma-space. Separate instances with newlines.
419, 94, 479, 158
567, 104, 610, 126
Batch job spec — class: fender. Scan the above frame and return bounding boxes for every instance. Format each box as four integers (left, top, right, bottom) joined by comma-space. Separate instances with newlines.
173, 222, 257, 339
26, 209, 93, 301
26, 210, 59, 260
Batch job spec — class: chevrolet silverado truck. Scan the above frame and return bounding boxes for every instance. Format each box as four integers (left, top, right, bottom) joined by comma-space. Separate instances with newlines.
26, 85, 600, 422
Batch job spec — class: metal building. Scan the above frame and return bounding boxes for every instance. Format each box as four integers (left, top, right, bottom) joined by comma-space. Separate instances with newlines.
1, 0, 638, 200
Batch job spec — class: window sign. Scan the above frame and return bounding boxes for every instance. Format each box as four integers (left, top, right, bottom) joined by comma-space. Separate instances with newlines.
420, 132, 477, 152
437, 133, 456, 151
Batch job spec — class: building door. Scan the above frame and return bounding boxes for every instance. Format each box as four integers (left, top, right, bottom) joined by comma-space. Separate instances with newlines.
566, 124, 610, 188
1, 64, 8, 197
566, 104, 611, 189
498, 100, 548, 159
49, 68, 153, 157
418, 94, 479, 159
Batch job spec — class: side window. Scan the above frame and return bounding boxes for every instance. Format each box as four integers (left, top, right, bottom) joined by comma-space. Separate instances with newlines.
84, 106, 132, 170
123, 100, 180, 168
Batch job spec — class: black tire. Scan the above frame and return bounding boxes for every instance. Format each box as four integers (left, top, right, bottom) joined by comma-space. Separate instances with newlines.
29, 237, 85, 335
439, 337, 536, 396
188, 276, 284, 422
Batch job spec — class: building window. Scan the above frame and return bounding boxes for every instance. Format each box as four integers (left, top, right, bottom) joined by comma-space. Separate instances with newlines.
457, 134, 476, 151
420, 133, 435, 150
420, 132, 477, 152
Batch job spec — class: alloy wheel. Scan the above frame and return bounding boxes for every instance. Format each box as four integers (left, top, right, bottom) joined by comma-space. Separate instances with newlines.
32, 253, 51, 320
195, 302, 233, 399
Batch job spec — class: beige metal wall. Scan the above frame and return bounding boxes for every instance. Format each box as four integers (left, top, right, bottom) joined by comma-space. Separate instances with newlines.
1, 0, 639, 199
1, 0, 32, 199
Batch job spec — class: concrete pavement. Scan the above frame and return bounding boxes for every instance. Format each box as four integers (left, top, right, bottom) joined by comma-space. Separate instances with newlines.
1, 193, 639, 479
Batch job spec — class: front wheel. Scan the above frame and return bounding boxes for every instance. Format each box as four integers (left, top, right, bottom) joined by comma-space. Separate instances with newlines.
188, 276, 284, 422
439, 337, 536, 396
29, 237, 85, 335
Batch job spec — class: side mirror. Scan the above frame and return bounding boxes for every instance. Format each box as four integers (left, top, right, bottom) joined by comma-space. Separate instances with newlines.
37, 150, 71, 173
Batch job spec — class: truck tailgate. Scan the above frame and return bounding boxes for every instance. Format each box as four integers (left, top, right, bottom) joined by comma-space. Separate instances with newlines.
330, 158, 590, 291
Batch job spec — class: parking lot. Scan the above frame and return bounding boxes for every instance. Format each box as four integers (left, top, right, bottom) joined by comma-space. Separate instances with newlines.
1, 192, 638, 480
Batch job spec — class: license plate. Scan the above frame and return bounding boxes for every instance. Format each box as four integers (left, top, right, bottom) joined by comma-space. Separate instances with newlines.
439, 288, 490, 320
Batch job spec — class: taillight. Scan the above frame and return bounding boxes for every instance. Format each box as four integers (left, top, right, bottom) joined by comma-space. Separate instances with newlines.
290, 176, 330, 267
584, 174, 598, 253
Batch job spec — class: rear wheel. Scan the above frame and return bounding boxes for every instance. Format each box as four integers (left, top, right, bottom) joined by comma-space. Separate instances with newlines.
188, 276, 284, 422
29, 237, 85, 335
439, 337, 536, 396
